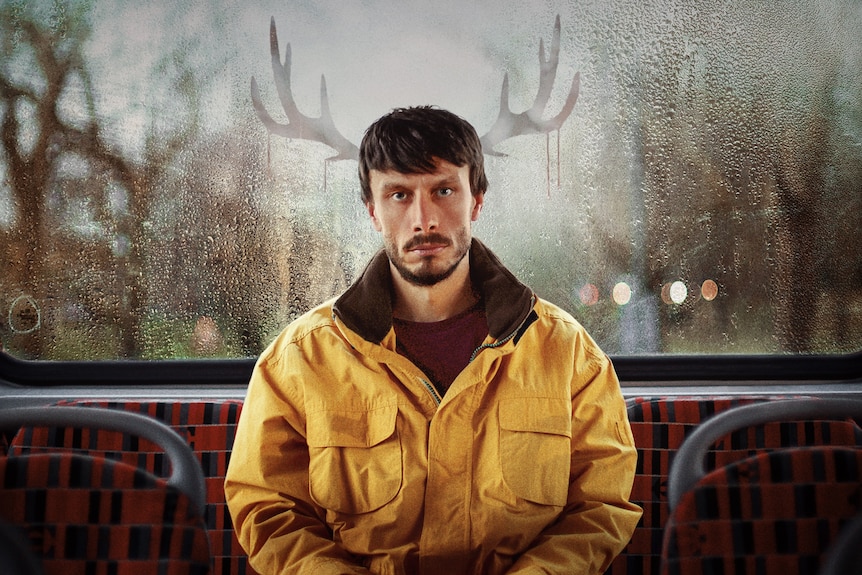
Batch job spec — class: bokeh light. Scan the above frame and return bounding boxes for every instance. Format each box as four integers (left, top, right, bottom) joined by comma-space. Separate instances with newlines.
612, 282, 632, 305
669, 281, 687, 304
701, 279, 719, 301
579, 283, 599, 306
661, 283, 672, 305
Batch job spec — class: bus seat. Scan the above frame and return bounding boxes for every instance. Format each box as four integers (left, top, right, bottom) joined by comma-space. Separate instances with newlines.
661, 398, 862, 575
8, 400, 255, 575
606, 395, 862, 575
0, 406, 211, 575
608, 396, 779, 574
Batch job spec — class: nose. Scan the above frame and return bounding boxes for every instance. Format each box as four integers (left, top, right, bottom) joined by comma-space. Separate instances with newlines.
410, 194, 438, 232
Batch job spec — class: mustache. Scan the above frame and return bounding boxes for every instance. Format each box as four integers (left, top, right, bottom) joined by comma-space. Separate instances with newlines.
403, 233, 451, 251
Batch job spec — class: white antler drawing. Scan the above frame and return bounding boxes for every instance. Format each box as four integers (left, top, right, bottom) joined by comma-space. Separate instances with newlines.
251, 15, 580, 161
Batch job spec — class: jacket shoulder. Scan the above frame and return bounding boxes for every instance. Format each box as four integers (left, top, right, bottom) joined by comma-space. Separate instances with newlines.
531, 298, 606, 358
533, 298, 584, 330
261, 298, 340, 358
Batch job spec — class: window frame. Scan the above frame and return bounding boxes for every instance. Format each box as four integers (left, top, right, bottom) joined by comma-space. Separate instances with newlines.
1, 349, 860, 387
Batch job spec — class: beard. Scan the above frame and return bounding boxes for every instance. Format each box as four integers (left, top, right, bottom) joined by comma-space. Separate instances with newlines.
385, 229, 472, 287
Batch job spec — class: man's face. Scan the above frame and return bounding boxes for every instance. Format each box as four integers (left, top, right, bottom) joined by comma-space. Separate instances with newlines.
366, 158, 484, 287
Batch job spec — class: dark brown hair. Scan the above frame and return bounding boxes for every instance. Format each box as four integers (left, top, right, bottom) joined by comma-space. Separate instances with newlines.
358, 106, 487, 204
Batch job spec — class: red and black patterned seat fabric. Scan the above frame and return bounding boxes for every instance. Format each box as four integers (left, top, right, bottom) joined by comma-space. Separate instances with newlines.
661, 446, 862, 575
1, 453, 211, 575
8, 400, 255, 575
660, 398, 862, 575
7, 396, 861, 575
0, 406, 212, 575
605, 396, 862, 575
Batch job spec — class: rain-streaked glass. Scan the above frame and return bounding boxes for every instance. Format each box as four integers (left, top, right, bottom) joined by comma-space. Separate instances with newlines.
1, 0, 860, 359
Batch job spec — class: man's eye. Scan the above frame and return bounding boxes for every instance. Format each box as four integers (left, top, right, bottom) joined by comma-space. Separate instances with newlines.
438, 187, 454, 197
392, 191, 408, 201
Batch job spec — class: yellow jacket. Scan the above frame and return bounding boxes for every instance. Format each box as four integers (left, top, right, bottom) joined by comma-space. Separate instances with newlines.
225, 240, 641, 575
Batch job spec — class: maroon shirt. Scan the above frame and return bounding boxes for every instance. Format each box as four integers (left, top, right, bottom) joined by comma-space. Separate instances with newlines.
393, 303, 489, 396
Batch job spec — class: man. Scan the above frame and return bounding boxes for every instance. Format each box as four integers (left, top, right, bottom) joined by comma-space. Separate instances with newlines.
225, 106, 641, 574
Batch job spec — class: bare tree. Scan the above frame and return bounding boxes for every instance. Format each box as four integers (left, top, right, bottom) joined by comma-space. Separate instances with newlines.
0, 4, 203, 359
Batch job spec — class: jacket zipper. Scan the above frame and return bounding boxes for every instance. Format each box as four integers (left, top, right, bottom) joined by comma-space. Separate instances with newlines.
468, 295, 537, 363
420, 324, 518, 406
468, 330, 516, 364
420, 378, 442, 406
421, 296, 537, 407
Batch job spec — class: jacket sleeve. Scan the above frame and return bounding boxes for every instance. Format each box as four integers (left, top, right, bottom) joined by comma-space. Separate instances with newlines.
224, 344, 371, 575
506, 350, 642, 575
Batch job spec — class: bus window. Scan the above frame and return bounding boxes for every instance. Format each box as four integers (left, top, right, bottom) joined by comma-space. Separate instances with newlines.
1, 0, 860, 361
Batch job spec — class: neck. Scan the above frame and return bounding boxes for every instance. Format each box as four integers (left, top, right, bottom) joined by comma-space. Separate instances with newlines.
391, 258, 477, 323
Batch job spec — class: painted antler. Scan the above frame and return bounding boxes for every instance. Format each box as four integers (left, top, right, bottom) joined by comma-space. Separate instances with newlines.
251, 16, 579, 162
480, 15, 580, 156
250, 17, 359, 161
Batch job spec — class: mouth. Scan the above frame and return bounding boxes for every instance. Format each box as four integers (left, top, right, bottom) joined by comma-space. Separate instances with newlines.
409, 244, 446, 256
404, 235, 450, 257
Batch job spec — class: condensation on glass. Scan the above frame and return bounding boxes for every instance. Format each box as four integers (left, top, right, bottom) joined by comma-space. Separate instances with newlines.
0, 0, 860, 360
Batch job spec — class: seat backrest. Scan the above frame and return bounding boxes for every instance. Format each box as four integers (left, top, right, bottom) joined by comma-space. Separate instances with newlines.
662, 446, 862, 575
0, 406, 211, 575
9, 400, 254, 575
606, 395, 862, 575
666, 398, 862, 510
661, 398, 862, 575
607, 396, 780, 575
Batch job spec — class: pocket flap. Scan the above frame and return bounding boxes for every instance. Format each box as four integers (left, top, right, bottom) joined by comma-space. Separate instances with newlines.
307, 405, 398, 448
500, 397, 572, 437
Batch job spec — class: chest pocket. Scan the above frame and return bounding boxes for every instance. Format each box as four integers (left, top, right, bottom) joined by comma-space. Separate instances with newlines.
499, 397, 572, 506
306, 404, 402, 514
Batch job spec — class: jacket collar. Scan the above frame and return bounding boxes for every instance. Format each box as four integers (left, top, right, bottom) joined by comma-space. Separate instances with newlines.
333, 238, 534, 344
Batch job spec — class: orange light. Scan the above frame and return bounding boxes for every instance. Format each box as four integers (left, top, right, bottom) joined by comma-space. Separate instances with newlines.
701, 279, 718, 301
661, 283, 673, 305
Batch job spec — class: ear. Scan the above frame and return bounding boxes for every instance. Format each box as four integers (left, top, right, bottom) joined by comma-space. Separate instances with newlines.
366, 200, 383, 232
471, 192, 485, 222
